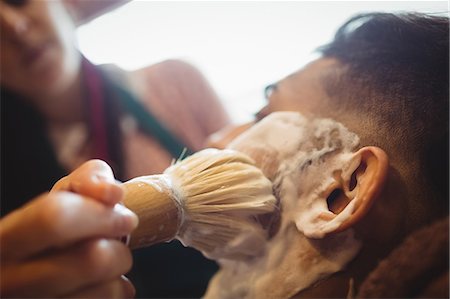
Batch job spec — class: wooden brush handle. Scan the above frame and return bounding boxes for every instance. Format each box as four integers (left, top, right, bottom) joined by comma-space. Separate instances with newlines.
122, 175, 181, 249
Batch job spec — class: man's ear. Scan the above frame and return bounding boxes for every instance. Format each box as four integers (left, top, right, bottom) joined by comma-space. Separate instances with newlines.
303, 146, 389, 238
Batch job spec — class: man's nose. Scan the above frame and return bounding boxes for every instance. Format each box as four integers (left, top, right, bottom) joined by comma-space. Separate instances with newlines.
206, 122, 254, 149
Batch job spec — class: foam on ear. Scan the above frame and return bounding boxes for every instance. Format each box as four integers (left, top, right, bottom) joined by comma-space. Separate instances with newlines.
291, 151, 361, 239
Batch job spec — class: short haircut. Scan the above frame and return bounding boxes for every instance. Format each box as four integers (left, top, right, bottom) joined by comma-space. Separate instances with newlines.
318, 12, 449, 211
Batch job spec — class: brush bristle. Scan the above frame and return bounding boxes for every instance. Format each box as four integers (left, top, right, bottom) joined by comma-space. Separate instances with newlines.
164, 148, 277, 260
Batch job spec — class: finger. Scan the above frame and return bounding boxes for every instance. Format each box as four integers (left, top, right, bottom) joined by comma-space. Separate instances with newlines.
52, 175, 71, 192
69, 160, 124, 205
66, 276, 135, 299
52, 159, 124, 206
0, 192, 138, 261
1, 239, 133, 298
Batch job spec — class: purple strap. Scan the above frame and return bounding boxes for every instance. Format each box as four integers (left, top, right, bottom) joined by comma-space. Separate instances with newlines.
82, 59, 111, 164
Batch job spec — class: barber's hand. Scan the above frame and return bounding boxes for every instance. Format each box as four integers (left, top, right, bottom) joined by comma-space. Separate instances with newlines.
0, 160, 138, 298
51, 159, 124, 206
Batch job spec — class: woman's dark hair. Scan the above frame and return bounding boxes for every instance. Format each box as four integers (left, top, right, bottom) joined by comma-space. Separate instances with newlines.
318, 12, 449, 208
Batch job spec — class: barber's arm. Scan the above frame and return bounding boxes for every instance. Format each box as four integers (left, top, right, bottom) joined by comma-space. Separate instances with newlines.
0, 160, 138, 298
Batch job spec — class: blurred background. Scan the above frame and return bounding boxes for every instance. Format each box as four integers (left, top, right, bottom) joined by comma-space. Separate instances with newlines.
77, 1, 447, 123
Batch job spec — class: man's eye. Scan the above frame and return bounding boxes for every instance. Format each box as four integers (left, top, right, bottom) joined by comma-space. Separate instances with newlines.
4, 0, 28, 7
264, 83, 277, 100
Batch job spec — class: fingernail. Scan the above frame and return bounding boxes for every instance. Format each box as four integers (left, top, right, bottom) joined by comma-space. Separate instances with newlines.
114, 203, 139, 232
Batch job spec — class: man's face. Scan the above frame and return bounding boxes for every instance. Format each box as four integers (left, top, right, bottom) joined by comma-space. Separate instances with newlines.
204, 58, 364, 298
208, 57, 346, 151
259, 58, 337, 119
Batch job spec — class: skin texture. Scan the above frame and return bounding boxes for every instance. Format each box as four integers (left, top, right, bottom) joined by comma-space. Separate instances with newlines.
207, 58, 408, 298
0, 160, 139, 298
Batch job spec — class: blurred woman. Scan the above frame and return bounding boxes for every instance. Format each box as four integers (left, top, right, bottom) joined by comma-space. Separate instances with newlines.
1, 0, 229, 297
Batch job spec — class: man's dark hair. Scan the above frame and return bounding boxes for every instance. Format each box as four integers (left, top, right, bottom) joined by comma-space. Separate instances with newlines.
318, 12, 449, 213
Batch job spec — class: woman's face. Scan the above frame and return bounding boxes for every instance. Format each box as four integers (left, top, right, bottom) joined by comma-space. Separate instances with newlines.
0, 0, 80, 98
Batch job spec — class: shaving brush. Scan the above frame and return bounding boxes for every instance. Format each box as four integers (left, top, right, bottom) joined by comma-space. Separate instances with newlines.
122, 148, 277, 260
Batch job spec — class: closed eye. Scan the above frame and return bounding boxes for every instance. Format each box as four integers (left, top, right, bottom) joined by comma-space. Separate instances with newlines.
264, 83, 278, 100
254, 83, 278, 122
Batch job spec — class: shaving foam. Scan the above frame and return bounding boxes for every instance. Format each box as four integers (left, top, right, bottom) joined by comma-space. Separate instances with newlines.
205, 112, 362, 298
